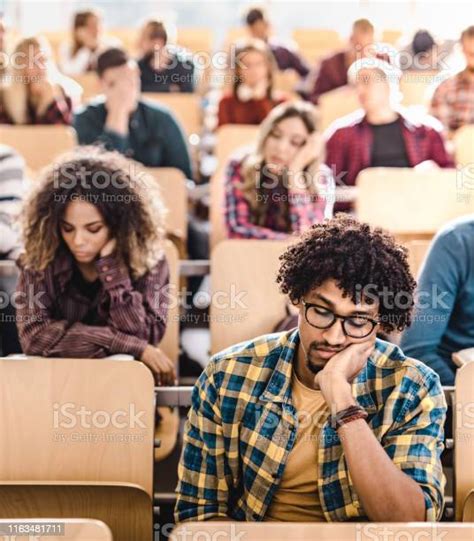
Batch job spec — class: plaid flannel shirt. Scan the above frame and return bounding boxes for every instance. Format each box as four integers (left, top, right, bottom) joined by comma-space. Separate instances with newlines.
224, 156, 330, 239
324, 109, 454, 212
430, 69, 474, 132
0, 96, 73, 125
175, 329, 446, 523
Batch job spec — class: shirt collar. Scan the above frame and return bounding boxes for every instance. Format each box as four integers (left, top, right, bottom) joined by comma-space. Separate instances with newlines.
259, 328, 380, 413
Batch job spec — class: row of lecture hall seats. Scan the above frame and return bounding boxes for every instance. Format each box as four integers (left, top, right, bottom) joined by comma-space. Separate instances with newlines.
0, 236, 462, 359
1, 121, 471, 257
48, 72, 444, 138
39, 27, 403, 62
0, 356, 472, 540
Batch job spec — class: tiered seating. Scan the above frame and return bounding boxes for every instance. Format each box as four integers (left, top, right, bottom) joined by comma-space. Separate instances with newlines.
355, 168, 473, 243
319, 85, 360, 131
210, 124, 260, 249
0, 357, 155, 541
210, 239, 289, 354
454, 361, 474, 521
72, 72, 102, 102
292, 29, 343, 63
0, 125, 77, 172
453, 124, 474, 167
145, 167, 189, 254
142, 92, 202, 139
404, 238, 432, 278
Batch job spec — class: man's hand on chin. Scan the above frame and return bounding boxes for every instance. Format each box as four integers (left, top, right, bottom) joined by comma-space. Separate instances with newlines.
314, 338, 375, 411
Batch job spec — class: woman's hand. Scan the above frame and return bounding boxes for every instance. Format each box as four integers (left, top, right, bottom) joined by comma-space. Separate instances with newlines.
288, 132, 322, 179
140, 345, 177, 386
100, 238, 117, 258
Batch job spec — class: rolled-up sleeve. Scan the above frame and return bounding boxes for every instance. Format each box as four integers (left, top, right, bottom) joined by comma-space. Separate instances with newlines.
382, 367, 447, 521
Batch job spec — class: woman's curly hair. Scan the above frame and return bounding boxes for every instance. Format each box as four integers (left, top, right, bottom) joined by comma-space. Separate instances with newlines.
20, 146, 166, 279
276, 215, 416, 333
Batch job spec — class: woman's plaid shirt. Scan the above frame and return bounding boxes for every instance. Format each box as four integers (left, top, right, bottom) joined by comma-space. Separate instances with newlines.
175, 329, 446, 523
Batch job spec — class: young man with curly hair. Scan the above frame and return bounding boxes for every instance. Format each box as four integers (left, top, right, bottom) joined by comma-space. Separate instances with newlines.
176, 216, 447, 523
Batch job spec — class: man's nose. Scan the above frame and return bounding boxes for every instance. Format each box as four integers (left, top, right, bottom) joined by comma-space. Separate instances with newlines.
322, 319, 346, 346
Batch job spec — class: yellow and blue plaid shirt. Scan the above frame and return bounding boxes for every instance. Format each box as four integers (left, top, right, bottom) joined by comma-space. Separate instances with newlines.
175, 329, 446, 522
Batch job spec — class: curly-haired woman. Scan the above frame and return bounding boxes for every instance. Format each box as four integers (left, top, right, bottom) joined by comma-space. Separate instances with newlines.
176, 215, 446, 524
224, 100, 334, 239
15, 147, 175, 384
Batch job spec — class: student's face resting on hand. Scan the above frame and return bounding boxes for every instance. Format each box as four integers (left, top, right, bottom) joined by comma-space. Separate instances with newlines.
101, 61, 141, 110
263, 116, 308, 173
60, 200, 111, 264
297, 279, 379, 374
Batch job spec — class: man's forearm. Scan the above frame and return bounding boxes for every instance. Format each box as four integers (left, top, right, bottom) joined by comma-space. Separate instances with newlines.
338, 417, 426, 521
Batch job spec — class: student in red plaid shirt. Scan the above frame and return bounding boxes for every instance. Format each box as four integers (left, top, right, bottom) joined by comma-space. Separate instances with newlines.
224, 101, 333, 240
324, 58, 453, 212
430, 26, 474, 133
0, 36, 76, 125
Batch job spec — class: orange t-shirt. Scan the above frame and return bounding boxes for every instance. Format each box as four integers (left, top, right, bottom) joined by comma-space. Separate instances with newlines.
264, 371, 329, 522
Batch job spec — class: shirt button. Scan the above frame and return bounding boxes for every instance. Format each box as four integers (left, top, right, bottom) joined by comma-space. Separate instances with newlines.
105, 276, 113, 282
102, 265, 109, 272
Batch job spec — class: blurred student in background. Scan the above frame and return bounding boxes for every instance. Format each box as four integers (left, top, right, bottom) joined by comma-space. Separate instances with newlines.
398, 30, 454, 72
309, 18, 383, 103
0, 16, 9, 77
430, 25, 474, 133
137, 19, 195, 93
59, 9, 119, 76
401, 215, 474, 386
15, 148, 175, 384
225, 101, 333, 239
244, 6, 309, 78
74, 48, 192, 177
324, 59, 453, 212
218, 39, 286, 126
0, 145, 26, 356
0, 36, 77, 124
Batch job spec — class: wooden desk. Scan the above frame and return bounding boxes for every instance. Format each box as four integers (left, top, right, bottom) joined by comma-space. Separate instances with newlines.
173, 522, 474, 541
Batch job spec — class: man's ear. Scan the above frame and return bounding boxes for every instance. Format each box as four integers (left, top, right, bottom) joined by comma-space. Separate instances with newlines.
288, 299, 300, 316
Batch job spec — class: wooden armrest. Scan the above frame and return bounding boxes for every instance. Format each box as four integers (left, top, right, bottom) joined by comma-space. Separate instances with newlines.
335, 186, 358, 202
462, 489, 474, 521
179, 259, 210, 277
452, 348, 474, 368
154, 386, 193, 407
